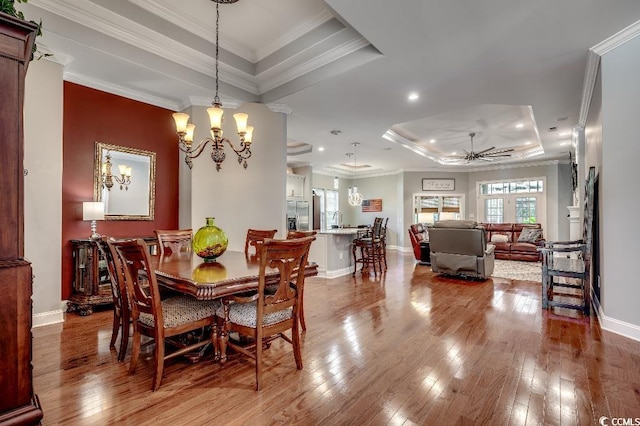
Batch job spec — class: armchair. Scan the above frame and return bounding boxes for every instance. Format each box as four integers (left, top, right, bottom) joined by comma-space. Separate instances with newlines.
408, 223, 430, 263
428, 220, 495, 279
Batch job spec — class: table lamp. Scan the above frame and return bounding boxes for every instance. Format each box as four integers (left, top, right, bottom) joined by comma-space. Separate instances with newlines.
83, 201, 105, 240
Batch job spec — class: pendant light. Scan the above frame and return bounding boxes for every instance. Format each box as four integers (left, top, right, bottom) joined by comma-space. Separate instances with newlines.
348, 142, 363, 206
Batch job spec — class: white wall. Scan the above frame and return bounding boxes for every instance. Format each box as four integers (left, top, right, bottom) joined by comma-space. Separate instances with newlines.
599, 34, 640, 336
185, 103, 288, 248
24, 59, 64, 323
349, 173, 403, 247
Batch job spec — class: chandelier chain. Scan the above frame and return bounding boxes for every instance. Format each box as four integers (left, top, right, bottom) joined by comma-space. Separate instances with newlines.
214, 1, 220, 105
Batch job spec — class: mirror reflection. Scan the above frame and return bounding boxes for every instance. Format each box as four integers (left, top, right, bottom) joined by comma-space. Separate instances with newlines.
93, 142, 156, 220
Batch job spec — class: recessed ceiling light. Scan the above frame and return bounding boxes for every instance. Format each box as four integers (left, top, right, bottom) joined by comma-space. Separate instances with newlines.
430, 139, 436, 143
318, 147, 325, 152
451, 152, 457, 155
559, 132, 570, 137
408, 92, 419, 101
560, 141, 570, 146
515, 123, 524, 129
525, 141, 532, 145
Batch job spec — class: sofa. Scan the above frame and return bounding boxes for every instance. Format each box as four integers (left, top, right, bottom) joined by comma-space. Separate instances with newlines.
479, 223, 544, 262
428, 220, 495, 279
408, 223, 430, 263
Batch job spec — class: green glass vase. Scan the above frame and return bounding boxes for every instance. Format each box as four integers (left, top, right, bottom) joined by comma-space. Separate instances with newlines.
192, 217, 228, 262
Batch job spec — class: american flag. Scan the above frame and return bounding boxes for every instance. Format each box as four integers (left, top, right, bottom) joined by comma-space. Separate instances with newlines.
362, 199, 382, 212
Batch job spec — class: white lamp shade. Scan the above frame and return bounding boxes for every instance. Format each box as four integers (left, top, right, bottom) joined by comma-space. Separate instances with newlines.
233, 113, 249, 134
244, 125, 254, 143
207, 106, 224, 130
83, 202, 105, 221
172, 112, 190, 133
118, 164, 128, 175
185, 123, 195, 143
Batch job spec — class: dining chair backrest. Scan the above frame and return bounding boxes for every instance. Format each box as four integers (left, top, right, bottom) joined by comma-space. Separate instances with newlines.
244, 228, 278, 256
95, 236, 131, 361
108, 239, 159, 327
286, 230, 318, 239
155, 229, 192, 256
258, 237, 314, 314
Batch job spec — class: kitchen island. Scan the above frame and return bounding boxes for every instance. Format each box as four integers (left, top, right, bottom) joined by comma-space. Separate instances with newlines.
307, 228, 361, 278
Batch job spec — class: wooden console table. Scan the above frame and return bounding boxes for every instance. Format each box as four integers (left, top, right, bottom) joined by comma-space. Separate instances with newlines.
67, 237, 157, 315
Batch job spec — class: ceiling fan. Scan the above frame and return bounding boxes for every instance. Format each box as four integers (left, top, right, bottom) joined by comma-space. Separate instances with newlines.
461, 132, 514, 162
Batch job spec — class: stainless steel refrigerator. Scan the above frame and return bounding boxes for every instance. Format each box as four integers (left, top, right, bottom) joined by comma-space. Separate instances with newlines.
287, 201, 309, 231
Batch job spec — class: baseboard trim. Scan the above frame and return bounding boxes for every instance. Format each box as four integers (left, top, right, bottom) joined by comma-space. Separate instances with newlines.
33, 309, 64, 328
314, 266, 354, 279
598, 311, 640, 343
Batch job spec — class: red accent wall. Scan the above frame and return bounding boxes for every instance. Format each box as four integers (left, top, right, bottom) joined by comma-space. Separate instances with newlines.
62, 82, 179, 300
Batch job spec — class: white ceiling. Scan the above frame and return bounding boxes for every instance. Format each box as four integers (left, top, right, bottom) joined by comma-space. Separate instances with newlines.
21, 0, 640, 177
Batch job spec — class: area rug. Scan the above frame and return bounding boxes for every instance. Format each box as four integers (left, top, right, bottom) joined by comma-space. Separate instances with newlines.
492, 259, 542, 282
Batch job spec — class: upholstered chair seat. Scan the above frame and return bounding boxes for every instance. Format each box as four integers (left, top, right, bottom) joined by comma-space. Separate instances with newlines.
216, 302, 292, 328
138, 296, 221, 328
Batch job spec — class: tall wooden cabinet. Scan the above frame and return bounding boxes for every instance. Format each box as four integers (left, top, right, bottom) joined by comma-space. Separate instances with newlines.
0, 13, 43, 425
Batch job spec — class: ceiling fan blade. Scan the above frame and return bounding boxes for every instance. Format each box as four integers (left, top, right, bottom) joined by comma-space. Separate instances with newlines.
485, 148, 515, 155
484, 154, 512, 158
475, 146, 496, 155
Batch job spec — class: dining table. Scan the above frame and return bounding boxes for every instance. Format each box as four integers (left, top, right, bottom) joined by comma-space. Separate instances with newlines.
150, 250, 318, 300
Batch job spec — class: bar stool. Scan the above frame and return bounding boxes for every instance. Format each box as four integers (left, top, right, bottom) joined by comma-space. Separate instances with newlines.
352, 217, 385, 276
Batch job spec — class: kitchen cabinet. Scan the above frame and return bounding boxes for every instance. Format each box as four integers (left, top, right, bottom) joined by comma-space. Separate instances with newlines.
286, 174, 305, 198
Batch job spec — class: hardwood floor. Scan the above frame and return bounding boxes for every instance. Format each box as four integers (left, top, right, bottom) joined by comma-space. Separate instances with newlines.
33, 252, 640, 425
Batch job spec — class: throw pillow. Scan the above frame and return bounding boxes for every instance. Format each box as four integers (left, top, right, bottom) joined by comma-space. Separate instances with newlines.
518, 227, 543, 243
490, 234, 509, 243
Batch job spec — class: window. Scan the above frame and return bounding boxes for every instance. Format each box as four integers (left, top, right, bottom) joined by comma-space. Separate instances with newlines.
477, 178, 546, 228
313, 188, 339, 230
484, 198, 504, 223
515, 197, 537, 224
413, 194, 464, 224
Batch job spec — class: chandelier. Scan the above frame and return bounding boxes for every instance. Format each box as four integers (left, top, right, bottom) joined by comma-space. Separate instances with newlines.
348, 142, 363, 206
101, 151, 132, 191
172, 0, 253, 171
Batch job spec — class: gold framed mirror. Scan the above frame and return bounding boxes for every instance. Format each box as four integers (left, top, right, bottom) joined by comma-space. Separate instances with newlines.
93, 142, 156, 220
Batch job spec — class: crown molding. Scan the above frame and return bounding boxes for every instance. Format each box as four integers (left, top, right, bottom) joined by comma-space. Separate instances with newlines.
128, 0, 255, 62
64, 71, 181, 110
39, 44, 74, 67
578, 51, 600, 128
579, 20, 640, 127
31, 0, 260, 94
266, 103, 293, 114
257, 36, 369, 94
186, 96, 241, 109
129, 1, 333, 63
255, 10, 334, 61
30, 0, 365, 98
382, 129, 436, 160
591, 19, 640, 56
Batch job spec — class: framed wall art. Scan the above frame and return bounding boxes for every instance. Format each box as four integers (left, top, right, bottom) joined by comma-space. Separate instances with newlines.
422, 178, 455, 191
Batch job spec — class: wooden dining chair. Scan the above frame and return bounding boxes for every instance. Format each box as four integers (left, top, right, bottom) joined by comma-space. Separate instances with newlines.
217, 236, 314, 391
286, 230, 317, 239
244, 228, 277, 258
96, 237, 131, 362
154, 229, 192, 256
286, 230, 317, 331
108, 238, 219, 391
